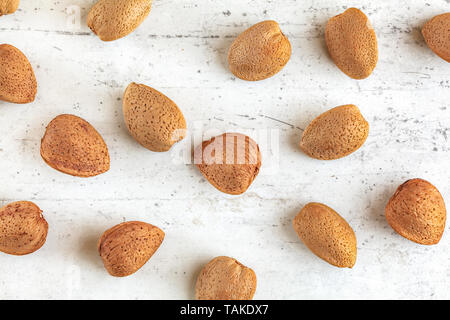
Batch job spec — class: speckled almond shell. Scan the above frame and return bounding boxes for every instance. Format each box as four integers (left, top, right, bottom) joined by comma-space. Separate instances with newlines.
98, 221, 165, 277
195, 256, 257, 300
293, 202, 357, 268
0, 44, 37, 104
228, 20, 291, 81
195, 133, 261, 195
40, 114, 110, 177
422, 13, 450, 62
0, 0, 19, 15
0, 201, 48, 256
87, 0, 152, 41
300, 104, 369, 160
123, 82, 186, 152
386, 179, 446, 245
325, 8, 378, 79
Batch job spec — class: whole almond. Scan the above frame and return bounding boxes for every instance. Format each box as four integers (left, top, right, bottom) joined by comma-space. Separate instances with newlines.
123, 82, 186, 152
0, 44, 37, 104
325, 8, 378, 79
300, 104, 369, 160
0, 201, 48, 255
195, 256, 257, 300
293, 202, 357, 268
87, 0, 152, 41
386, 179, 446, 245
195, 133, 261, 195
422, 13, 450, 62
228, 20, 291, 81
40, 114, 110, 177
98, 221, 165, 277
0, 0, 19, 15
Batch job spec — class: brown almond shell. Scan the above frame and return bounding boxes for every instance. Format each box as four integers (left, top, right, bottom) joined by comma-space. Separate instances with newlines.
87, 0, 152, 41
195, 133, 261, 195
195, 256, 257, 300
0, 44, 37, 103
422, 13, 450, 62
123, 82, 186, 152
325, 8, 378, 79
228, 20, 291, 81
293, 202, 357, 268
0, 0, 19, 15
98, 221, 165, 277
0, 201, 48, 256
386, 179, 446, 245
300, 104, 369, 160
40, 114, 110, 177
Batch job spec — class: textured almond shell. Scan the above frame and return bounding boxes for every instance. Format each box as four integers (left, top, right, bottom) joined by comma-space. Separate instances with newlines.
87, 0, 152, 41
195, 133, 261, 195
293, 202, 357, 268
422, 13, 450, 62
228, 20, 291, 81
325, 8, 378, 79
386, 179, 446, 245
40, 114, 110, 177
195, 256, 257, 300
300, 104, 369, 160
0, 0, 19, 15
0, 201, 48, 255
123, 82, 186, 152
0, 44, 37, 104
98, 221, 165, 277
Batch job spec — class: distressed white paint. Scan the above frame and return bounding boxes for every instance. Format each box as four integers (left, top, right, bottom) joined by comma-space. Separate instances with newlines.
0, 0, 449, 299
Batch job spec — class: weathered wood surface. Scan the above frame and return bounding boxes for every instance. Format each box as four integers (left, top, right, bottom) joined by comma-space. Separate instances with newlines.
0, 0, 449, 299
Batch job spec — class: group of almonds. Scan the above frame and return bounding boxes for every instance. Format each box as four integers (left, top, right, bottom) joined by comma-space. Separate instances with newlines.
0, 0, 449, 300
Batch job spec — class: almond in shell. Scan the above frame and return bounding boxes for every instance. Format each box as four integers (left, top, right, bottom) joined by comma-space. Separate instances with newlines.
0, 201, 48, 255
98, 221, 165, 277
325, 8, 378, 79
0, 0, 19, 15
195, 256, 257, 300
40, 114, 110, 177
87, 0, 152, 41
386, 179, 446, 245
422, 13, 450, 62
194, 133, 261, 195
228, 20, 291, 81
0, 44, 37, 104
293, 202, 357, 268
299, 104, 369, 160
123, 82, 186, 152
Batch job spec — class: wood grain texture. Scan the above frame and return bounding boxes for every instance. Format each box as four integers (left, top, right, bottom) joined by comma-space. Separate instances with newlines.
0, 0, 449, 299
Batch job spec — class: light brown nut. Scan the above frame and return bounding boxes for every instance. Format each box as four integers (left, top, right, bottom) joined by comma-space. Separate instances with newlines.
195, 256, 257, 300
0, 201, 48, 256
195, 133, 261, 195
0, 44, 37, 104
98, 221, 165, 277
325, 8, 378, 79
293, 202, 357, 268
123, 82, 186, 152
386, 179, 446, 245
0, 0, 19, 15
228, 20, 291, 81
40, 114, 110, 177
87, 0, 152, 41
422, 13, 450, 62
300, 104, 369, 160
